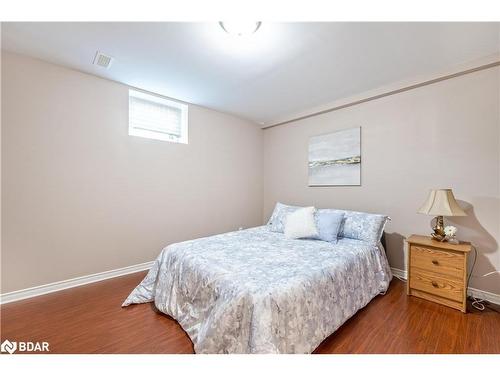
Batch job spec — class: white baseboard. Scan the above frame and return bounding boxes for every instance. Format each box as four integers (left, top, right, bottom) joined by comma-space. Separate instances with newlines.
390, 267, 500, 306
1, 264, 497, 306
0, 261, 153, 304
467, 287, 500, 306
390, 267, 407, 280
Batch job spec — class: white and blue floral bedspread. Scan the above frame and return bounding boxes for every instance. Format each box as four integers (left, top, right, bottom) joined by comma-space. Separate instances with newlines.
122, 226, 392, 353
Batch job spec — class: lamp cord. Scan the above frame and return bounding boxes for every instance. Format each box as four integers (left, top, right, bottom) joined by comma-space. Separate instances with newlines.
467, 246, 485, 310
466, 245, 476, 291
467, 246, 499, 313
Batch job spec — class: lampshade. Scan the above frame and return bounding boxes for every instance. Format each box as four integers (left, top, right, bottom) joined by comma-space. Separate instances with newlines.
418, 189, 467, 216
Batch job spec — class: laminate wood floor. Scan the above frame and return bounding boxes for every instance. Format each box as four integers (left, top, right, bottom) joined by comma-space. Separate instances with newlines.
1, 272, 499, 354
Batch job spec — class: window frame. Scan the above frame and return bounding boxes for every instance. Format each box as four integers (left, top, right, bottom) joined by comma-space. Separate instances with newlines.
128, 89, 189, 144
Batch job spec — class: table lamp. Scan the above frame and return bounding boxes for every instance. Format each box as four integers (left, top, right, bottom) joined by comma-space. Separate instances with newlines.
417, 189, 466, 241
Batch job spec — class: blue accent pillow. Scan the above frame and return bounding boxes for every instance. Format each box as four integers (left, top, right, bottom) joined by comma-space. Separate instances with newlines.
319, 208, 388, 245
312, 211, 344, 243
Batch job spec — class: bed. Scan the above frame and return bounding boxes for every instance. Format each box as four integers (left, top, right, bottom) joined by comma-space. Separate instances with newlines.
122, 225, 392, 353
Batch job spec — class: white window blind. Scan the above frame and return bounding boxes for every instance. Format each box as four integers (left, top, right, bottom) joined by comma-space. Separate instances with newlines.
129, 90, 188, 144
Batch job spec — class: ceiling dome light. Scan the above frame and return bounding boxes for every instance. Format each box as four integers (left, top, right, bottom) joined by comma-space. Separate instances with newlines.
219, 22, 261, 36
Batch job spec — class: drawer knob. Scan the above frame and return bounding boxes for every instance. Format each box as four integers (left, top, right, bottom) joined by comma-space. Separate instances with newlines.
431, 281, 439, 288
432, 260, 439, 265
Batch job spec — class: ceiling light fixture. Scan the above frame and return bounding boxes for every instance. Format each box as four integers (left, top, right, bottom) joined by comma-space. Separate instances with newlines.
219, 22, 262, 36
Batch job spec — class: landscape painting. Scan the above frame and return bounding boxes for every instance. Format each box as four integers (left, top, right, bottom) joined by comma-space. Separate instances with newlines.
308, 127, 361, 186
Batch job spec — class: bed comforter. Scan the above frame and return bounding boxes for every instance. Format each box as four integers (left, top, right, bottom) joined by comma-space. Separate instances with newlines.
122, 226, 392, 353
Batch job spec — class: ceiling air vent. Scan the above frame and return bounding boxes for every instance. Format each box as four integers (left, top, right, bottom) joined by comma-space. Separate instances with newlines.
93, 51, 114, 69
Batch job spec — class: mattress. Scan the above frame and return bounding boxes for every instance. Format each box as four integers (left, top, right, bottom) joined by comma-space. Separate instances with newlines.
122, 226, 392, 353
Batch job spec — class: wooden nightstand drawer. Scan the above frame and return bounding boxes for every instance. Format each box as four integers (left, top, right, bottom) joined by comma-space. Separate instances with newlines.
409, 268, 463, 302
406, 235, 471, 313
410, 246, 464, 279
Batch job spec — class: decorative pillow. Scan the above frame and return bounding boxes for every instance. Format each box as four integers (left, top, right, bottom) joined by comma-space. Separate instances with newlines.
268, 202, 304, 233
311, 211, 344, 243
284, 207, 319, 239
319, 209, 388, 245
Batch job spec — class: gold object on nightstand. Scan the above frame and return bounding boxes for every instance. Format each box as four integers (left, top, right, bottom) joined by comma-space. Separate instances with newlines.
417, 189, 466, 242
406, 234, 471, 313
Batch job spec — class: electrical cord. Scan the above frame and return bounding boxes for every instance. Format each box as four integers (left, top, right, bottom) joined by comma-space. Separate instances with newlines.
467, 245, 499, 313
467, 246, 485, 310
467, 246, 477, 292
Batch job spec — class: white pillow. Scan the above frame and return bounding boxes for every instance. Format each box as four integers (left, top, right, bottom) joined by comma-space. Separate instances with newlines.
284, 207, 319, 239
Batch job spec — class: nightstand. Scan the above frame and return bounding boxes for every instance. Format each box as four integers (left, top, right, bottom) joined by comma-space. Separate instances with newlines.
406, 234, 471, 313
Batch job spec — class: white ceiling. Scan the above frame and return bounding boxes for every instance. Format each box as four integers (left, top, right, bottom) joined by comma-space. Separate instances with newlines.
2, 22, 499, 126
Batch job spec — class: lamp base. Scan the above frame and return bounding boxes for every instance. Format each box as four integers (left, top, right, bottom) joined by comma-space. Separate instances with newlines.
430, 215, 446, 241
431, 233, 446, 242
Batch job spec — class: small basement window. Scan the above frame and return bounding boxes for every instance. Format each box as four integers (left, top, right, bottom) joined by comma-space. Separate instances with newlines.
129, 89, 188, 144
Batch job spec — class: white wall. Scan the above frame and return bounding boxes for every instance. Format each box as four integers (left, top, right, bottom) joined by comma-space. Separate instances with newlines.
263, 66, 500, 294
1, 52, 264, 293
